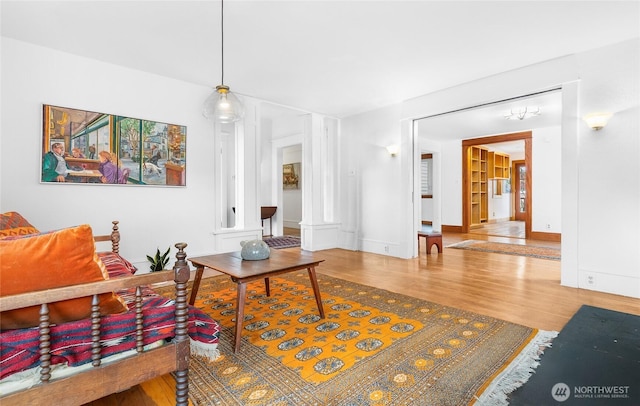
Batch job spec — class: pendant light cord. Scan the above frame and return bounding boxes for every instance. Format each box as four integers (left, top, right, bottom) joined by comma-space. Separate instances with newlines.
221, 0, 224, 86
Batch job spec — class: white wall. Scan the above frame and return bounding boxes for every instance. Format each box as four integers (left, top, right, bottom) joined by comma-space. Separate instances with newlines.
421, 198, 433, 223
260, 117, 274, 207
440, 141, 463, 229
488, 182, 511, 222
531, 126, 562, 233
0, 38, 219, 268
339, 104, 404, 256
574, 39, 640, 297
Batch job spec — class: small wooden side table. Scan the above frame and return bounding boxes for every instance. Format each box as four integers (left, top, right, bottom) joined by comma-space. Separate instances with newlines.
418, 232, 442, 254
260, 206, 277, 237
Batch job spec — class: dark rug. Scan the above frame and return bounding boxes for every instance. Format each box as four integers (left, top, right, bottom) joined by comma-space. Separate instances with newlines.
447, 240, 561, 260
508, 305, 640, 405
263, 235, 301, 249
177, 273, 556, 405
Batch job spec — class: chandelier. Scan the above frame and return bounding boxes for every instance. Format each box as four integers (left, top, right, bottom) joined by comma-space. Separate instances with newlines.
504, 106, 541, 121
202, 0, 243, 123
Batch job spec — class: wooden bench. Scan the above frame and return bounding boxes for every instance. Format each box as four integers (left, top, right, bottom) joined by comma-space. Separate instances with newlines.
417, 231, 442, 254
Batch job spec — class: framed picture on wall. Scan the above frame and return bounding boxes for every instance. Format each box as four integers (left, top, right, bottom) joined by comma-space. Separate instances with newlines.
41, 104, 187, 186
283, 162, 301, 189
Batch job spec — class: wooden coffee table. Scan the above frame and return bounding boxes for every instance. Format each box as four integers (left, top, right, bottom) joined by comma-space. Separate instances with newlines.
188, 249, 325, 352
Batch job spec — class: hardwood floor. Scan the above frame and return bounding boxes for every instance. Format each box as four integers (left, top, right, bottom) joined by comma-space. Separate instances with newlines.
469, 220, 526, 239
86, 231, 640, 405
282, 227, 301, 236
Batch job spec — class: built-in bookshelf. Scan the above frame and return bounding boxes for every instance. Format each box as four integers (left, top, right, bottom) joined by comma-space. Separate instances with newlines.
488, 151, 510, 179
469, 146, 488, 226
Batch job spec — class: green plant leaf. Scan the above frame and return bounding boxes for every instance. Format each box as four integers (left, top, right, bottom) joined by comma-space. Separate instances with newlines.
147, 247, 171, 272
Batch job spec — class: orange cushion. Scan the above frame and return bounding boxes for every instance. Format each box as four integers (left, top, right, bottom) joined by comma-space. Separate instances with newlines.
0, 224, 128, 330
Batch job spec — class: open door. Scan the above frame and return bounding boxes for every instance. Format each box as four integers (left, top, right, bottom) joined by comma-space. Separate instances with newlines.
513, 160, 527, 222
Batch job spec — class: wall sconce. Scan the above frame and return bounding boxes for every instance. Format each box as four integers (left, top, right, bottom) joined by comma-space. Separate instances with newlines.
584, 112, 613, 131
386, 144, 399, 157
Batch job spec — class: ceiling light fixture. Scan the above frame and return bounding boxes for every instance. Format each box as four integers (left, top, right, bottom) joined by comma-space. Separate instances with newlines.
202, 0, 243, 123
504, 106, 541, 121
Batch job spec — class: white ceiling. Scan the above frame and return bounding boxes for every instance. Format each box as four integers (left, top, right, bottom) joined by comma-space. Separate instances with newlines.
2, 1, 639, 121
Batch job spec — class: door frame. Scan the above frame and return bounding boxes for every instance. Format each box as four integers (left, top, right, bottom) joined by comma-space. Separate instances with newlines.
462, 131, 532, 239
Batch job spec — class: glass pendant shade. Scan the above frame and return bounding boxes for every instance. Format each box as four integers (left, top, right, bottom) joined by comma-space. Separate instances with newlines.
202, 85, 243, 123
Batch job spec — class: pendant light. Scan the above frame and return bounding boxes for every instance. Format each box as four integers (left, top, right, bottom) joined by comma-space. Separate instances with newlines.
202, 0, 243, 122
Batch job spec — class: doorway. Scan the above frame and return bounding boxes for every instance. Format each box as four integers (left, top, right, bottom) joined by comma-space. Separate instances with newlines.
281, 144, 303, 236
462, 132, 532, 239
415, 89, 561, 247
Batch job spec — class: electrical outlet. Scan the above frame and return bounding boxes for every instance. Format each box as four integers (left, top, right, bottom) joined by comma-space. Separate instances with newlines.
546, 224, 551, 229
586, 273, 596, 286
384, 245, 389, 253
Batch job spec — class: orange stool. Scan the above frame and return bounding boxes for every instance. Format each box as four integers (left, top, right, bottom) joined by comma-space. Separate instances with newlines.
417, 232, 442, 254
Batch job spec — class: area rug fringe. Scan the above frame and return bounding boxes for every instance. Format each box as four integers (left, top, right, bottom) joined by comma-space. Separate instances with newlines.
473, 330, 558, 405
190, 338, 220, 361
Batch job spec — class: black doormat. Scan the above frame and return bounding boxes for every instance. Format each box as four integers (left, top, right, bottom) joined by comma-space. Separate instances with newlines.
508, 305, 640, 405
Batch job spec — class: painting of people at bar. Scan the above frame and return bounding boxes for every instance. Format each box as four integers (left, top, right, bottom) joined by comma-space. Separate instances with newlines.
41, 105, 186, 186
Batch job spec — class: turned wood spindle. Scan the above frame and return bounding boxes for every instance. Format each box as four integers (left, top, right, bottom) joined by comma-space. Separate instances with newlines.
135, 286, 144, 353
173, 242, 190, 406
110, 220, 120, 254
38, 303, 52, 382
90, 294, 102, 367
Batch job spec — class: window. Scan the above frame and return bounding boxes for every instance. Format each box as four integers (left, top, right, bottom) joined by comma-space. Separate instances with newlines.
421, 153, 433, 198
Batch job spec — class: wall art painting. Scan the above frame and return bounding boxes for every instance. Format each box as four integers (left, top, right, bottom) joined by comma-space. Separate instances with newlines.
283, 162, 301, 189
41, 104, 186, 186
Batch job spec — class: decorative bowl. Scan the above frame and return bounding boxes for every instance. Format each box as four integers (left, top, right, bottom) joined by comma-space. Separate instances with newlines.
240, 239, 271, 260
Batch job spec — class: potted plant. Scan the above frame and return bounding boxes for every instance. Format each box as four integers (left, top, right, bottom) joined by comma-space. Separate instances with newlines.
147, 247, 171, 272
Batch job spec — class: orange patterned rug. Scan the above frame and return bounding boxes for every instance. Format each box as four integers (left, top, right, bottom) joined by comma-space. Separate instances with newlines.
447, 240, 561, 261
174, 273, 556, 405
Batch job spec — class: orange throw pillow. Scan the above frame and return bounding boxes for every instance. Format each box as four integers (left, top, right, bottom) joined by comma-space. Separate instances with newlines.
0, 224, 128, 330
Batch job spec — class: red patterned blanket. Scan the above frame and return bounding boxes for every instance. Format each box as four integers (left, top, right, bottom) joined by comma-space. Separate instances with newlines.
0, 252, 220, 380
